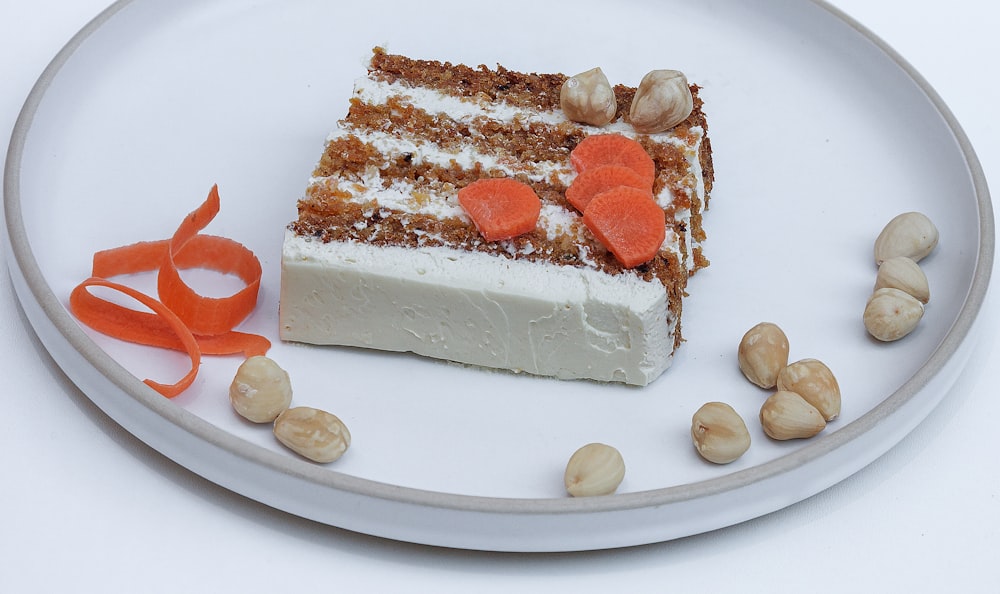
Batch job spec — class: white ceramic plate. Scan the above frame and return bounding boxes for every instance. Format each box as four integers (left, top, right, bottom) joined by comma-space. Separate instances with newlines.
4, 0, 993, 551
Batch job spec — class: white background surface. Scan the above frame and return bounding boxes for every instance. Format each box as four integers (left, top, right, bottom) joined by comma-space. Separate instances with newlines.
2, 0, 997, 591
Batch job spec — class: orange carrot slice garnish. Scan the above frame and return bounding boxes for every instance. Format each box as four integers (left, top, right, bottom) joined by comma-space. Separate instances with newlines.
570, 134, 656, 187
457, 177, 541, 242
582, 186, 666, 268
565, 165, 651, 213
69, 185, 269, 397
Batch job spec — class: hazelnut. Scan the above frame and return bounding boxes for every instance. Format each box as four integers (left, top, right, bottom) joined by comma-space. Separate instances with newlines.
738, 322, 790, 389
875, 256, 929, 304
229, 356, 292, 423
760, 391, 826, 440
864, 287, 925, 342
564, 443, 625, 497
628, 69, 693, 134
691, 402, 751, 464
560, 67, 617, 127
874, 212, 939, 265
273, 406, 351, 463
776, 358, 842, 422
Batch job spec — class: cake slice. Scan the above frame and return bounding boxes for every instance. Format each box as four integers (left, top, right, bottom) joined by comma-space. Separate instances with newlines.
279, 48, 714, 386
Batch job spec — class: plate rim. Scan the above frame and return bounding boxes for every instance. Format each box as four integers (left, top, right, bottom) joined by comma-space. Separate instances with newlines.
3, 0, 995, 544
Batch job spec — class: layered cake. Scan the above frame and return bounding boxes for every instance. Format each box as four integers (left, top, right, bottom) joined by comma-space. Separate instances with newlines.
279, 48, 714, 386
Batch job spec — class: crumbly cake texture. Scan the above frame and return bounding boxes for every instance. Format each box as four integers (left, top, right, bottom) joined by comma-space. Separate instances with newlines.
280, 48, 715, 385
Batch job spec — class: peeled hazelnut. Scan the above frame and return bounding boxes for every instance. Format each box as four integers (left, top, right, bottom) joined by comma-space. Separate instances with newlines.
760, 391, 826, 440
738, 322, 790, 389
691, 402, 751, 464
628, 69, 693, 134
229, 356, 293, 423
564, 443, 625, 497
874, 212, 939, 265
776, 358, 841, 422
273, 406, 351, 463
875, 256, 929, 304
560, 67, 617, 127
864, 287, 925, 342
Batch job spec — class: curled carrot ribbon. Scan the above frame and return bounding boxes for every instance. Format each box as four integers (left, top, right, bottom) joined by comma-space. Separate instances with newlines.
69, 185, 270, 397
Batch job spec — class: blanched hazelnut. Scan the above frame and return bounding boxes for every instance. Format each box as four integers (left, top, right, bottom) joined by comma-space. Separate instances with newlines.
691, 402, 751, 464
629, 69, 693, 134
229, 356, 292, 423
738, 322, 790, 389
564, 443, 625, 497
560, 67, 617, 127
760, 391, 826, 440
274, 406, 351, 463
873, 212, 939, 265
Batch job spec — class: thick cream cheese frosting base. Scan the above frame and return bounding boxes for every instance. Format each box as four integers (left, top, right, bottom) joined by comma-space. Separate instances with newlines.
280, 232, 674, 386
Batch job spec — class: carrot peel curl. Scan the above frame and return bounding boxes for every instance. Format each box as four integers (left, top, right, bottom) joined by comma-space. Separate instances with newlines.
69, 185, 269, 397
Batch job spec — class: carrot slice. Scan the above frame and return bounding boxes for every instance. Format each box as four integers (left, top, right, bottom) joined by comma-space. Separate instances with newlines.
68, 185, 269, 397
582, 186, 666, 268
457, 177, 541, 242
570, 134, 656, 187
565, 165, 651, 213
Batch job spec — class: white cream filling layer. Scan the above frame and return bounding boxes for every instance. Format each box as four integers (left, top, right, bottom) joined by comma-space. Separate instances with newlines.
280, 233, 674, 386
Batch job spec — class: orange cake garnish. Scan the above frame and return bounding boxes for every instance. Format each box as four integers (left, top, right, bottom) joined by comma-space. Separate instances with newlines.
565, 164, 652, 213
582, 186, 666, 269
457, 177, 542, 242
569, 134, 656, 187
69, 185, 269, 397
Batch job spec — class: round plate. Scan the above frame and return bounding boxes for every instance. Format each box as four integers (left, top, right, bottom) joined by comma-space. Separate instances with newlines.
4, 0, 993, 551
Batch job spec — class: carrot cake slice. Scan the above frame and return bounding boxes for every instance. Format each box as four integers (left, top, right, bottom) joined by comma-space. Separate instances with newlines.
279, 48, 714, 386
